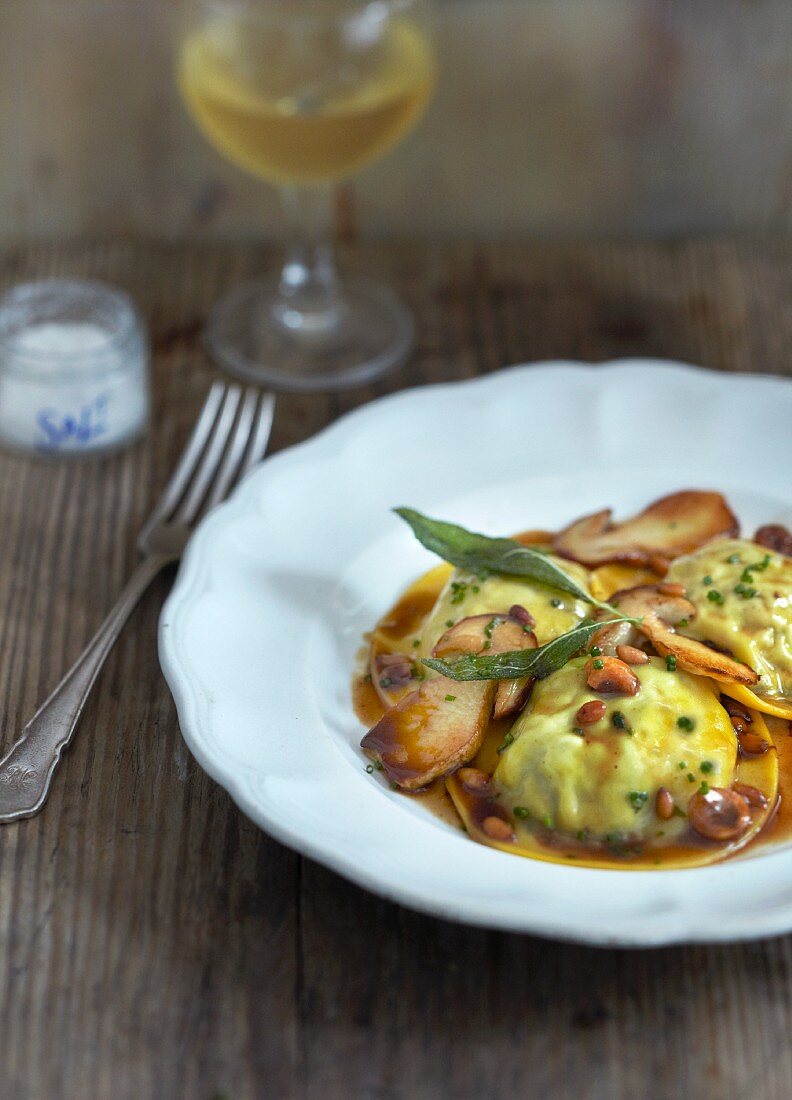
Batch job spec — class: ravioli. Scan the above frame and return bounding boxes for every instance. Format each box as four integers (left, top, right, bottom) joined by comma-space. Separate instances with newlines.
357, 497, 790, 870
667, 539, 792, 704
419, 558, 590, 655
494, 657, 736, 841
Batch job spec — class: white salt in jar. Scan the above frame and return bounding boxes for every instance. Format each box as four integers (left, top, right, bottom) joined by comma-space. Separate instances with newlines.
0, 279, 150, 456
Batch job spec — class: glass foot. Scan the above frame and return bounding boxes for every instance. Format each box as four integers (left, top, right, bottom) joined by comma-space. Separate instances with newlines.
205, 276, 414, 393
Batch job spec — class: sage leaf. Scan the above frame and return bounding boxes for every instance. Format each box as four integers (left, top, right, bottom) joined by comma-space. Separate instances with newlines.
424, 618, 635, 682
394, 508, 608, 608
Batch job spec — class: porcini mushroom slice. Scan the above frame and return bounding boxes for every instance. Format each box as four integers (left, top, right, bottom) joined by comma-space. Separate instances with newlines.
432, 613, 530, 657
598, 584, 759, 688
361, 677, 494, 790
493, 675, 534, 721
432, 613, 538, 720
754, 524, 792, 557
553, 490, 739, 569
369, 645, 420, 710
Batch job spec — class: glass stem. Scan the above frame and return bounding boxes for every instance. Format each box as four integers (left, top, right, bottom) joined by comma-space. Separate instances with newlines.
274, 186, 344, 336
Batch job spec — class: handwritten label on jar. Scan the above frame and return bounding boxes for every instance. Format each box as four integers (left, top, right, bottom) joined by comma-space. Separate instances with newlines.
35, 394, 109, 452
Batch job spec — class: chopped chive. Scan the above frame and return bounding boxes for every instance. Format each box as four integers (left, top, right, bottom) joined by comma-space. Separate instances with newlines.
703, 575, 713, 586
379, 677, 393, 689
550, 597, 563, 608
450, 581, 468, 605
513, 806, 530, 819
445, 619, 455, 628
497, 733, 515, 754
677, 716, 695, 731
592, 658, 604, 670
628, 790, 648, 812
412, 639, 421, 648
666, 655, 677, 671
700, 760, 714, 774
445, 694, 456, 702
699, 781, 710, 794
741, 553, 771, 576
365, 763, 374, 774
687, 773, 696, 783
590, 646, 602, 657
706, 589, 725, 605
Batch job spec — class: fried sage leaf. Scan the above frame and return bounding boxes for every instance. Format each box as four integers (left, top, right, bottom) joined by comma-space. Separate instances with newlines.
394, 508, 609, 608
424, 618, 635, 682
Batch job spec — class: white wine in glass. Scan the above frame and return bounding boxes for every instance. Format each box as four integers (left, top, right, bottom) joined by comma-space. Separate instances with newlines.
176, 0, 437, 391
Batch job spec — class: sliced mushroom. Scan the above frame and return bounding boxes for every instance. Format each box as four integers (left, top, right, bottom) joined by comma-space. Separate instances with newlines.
755, 524, 792, 557
593, 584, 759, 687
432, 612, 537, 720
369, 648, 420, 710
553, 491, 739, 569
361, 677, 495, 790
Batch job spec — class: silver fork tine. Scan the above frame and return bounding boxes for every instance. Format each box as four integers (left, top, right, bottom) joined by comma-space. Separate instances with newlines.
140, 381, 226, 539
175, 385, 243, 524
203, 387, 260, 510
239, 392, 276, 477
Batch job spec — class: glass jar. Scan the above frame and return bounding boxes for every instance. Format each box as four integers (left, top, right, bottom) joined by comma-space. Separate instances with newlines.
0, 279, 150, 456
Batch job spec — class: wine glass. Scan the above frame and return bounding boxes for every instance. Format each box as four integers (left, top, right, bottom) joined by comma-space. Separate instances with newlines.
176, 0, 436, 391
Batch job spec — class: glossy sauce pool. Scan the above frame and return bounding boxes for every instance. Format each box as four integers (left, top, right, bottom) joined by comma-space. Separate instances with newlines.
353, 543, 792, 869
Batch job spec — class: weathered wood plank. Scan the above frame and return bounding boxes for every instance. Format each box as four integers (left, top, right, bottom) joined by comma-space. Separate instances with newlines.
0, 238, 790, 1100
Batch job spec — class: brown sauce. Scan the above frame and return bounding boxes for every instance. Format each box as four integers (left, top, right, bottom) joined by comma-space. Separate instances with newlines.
376, 587, 439, 642
351, 669, 384, 728
411, 779, 462, 828
753, 716, 792, 845
353, 560, 792, 867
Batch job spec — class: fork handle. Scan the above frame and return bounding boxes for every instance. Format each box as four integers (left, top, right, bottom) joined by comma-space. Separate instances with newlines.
0, 553, 174, 823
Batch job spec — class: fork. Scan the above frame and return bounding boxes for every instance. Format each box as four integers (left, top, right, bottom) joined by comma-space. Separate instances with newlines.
0, 382, 275, 823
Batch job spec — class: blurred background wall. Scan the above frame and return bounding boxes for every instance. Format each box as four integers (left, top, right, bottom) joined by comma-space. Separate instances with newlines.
2, 0, 791, 242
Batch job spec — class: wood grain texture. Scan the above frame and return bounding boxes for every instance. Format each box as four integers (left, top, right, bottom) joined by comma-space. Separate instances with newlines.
0, 237, 791, 1100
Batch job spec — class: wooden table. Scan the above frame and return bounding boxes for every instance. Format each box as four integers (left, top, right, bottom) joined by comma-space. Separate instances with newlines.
1, 237, 791, 1100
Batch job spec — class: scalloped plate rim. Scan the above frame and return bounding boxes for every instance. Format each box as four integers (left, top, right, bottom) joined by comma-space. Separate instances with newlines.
159, 358, 792, 947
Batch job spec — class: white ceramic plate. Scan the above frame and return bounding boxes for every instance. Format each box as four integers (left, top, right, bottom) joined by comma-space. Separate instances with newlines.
160, 360, 792, 946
